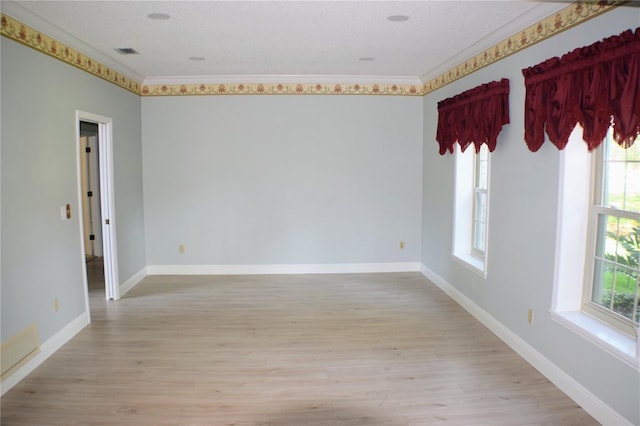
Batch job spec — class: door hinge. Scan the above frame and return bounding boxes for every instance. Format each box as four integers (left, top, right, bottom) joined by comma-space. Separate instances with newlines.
85, 147, 91, 153
105, 219, 110, 225
87, 191, 93, 197
89, 234, 95, 241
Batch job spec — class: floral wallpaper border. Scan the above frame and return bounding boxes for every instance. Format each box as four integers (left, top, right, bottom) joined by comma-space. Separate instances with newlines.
0, 2, 621, 97
422, 1, 620, 94
141, 82, 423, 96
1, 14, 141, 95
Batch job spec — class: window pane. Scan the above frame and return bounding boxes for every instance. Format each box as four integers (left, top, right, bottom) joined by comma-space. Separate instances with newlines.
592, 214, 639, 324
625, 159, 640, 213
475, 192, 487, 221
473, 221, 486, 252
605, 135, 628, 162
593, 215, 620, 259
591, 259, 613, 307
616, 218, 640, 265
595, 215, 640, 265
593, 261, 639, 323
602, 137, 640, 213
603, 161, 626, 209
475, 145, 489, 189
610, 265, 638, 322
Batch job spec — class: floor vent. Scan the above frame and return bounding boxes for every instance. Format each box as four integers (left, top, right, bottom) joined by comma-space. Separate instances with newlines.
1, 324, 40, 381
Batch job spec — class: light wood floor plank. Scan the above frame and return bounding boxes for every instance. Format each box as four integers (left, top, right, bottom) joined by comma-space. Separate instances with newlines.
1, 272, 597, 425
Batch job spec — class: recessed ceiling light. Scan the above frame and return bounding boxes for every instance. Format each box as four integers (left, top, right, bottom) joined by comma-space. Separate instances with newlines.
189, 57, 206, 61
359, 57, 375, 62
147, 13, 170, 20
114, 48, 139, 55
387, 15, 409, 22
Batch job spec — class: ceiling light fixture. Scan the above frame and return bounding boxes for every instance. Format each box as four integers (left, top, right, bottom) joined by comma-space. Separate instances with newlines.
189, 57, 206, 61
147, 13, 170, 20
387, 15, 409, 22
359, 57, 375, 62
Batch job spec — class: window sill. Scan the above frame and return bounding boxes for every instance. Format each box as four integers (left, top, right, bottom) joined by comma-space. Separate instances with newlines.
551, 310, 639, 369
452, 252, 487, 278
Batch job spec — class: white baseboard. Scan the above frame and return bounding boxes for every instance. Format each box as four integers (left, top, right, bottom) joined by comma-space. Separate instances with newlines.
419, 264, 632, 426
119, 266, 147, 297
147, 262, 421, 275
0, 312, 89, 396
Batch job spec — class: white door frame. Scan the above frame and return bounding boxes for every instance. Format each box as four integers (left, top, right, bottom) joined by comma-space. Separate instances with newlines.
80, 132, 103, 258
76, 111, 120, 310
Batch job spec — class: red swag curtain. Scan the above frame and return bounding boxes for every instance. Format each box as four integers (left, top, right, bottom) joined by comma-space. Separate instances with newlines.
436, 79, 510, 155
522, 28, 640, 152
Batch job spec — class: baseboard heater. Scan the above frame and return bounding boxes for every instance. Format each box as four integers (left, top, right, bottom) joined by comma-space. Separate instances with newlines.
1, 324, 40, 382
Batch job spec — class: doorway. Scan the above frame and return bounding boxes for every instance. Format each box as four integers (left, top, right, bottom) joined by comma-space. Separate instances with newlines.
79, 122, 105, 294
76, 111, 120, 316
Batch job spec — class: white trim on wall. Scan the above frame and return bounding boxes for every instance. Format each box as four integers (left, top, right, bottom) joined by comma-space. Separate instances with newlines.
119, 266, 147, 297
419, 264, 633, 426
0, 266, 145, 394
147, 262, 421, 276
0, 312, 89, 397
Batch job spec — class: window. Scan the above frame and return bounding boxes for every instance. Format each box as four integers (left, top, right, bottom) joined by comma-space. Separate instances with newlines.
552, 125, 637, 367
583, 130, 640, 336
453, 145, 490, 276
535, 28, 640, 364
472, 145, 489, 256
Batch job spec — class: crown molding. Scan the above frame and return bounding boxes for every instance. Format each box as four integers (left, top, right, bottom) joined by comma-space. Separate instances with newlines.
1, 1, 624, 98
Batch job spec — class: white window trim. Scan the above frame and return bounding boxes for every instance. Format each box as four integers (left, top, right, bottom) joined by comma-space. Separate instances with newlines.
472, 190, 488, 257
452, 145, 489, 278
551, 127, 639, 369
582, 136, 640, 337
550, 310, 638, 367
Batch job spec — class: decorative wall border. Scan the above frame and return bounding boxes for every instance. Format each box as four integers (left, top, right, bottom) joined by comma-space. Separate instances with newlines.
0, 14, 140, 95
421, 1, 621, 95
0, 2, 624, 97
141, 82, 423, 96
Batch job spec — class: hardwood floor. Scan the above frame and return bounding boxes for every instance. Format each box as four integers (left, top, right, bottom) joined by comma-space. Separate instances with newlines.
1, 272, 597, 425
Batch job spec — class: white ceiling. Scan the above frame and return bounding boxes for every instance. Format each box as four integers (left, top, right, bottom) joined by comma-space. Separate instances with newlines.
1, 0, 571, 85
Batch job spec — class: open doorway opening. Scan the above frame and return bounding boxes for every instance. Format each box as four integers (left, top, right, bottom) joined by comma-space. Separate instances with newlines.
79, 122, 105, 295
76, 111, 120, 317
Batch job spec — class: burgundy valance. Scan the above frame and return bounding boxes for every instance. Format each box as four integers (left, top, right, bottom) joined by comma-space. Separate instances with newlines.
522, 28, 640, 152
436, 79, 510, 155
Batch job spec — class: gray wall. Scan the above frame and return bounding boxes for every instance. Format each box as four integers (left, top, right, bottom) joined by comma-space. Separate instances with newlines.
142, 95, 423, 266
1, 38, 146, 343
421, 8, 639, 423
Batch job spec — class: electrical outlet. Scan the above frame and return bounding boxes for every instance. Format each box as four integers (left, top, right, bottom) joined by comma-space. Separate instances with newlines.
179, 244, 185, 254
54, 298, 59, 312
527, 309, 533, 324
399, 241, 405, 250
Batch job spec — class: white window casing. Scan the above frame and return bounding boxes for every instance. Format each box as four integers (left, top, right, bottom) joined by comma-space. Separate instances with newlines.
453, 145, 490, 277
551, 126, 639, 368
